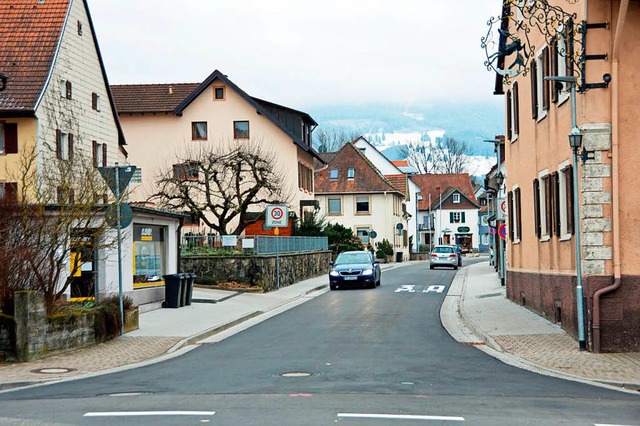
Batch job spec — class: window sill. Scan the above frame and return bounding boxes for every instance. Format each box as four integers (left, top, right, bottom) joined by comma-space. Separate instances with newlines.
355, 212, 371, 216
192, 138, 207, 142
327, 213, 342, 216
540, 235, 551, 242
558, 93, 570, 107
511, 134, 518, 143
536, 110, 548, 123
559, 234, 572, 242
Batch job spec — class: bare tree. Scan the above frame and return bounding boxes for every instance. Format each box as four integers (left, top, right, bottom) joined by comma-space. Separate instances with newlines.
314, 127, 363, 152
407, 137, 476, 174
150, 142, 292, 235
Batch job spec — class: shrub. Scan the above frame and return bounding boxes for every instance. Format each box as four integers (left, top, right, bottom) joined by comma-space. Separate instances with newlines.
195, 276, 218, 286
375, 239, 394, 259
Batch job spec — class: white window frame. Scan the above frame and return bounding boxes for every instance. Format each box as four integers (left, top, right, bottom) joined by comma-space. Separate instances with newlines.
452, 212, 462, 223
356, 227, 371, 244
536, 50, 547, 121
60, 131, 70, 161
347, 168, 355, 179
328, 197, 342, 215
538, 169, 550, 240
60, 79, 66, 98
452, 193, 461, 203
556, 28, 571, 105
512, 184, 521, 243
329, 168, 338, 180
510, 86, 518, 141
95, 142, 104, 166
355, 195, 370, 214
558, 160, 572, 240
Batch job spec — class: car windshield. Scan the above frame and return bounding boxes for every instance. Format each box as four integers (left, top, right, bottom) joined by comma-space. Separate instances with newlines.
433, 246, 454, 253
334, 252, 371, 265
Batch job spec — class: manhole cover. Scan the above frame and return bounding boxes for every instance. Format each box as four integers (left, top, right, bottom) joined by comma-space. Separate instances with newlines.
281, 372, 312, 377
31, 367, 76, 374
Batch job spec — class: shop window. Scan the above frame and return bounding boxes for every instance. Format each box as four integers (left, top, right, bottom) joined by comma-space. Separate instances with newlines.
133, 225, 166, 286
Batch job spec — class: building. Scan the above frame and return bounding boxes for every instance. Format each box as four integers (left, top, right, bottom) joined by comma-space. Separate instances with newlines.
411, 174, 480, 253
491, 0, 640, 351
111, 70, 324, 233
315, 142, 409, 261
475, 185, 492, 253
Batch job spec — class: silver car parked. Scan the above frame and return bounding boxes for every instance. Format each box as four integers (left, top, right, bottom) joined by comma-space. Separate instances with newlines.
430, 245, 459, 270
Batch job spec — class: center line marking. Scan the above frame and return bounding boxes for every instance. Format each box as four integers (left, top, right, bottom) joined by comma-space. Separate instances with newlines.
84, 411, 216, 417
337, 413, 465, 422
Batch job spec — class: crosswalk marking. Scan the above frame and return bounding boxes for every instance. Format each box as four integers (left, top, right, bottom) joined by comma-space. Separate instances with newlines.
394, 285, 447, 294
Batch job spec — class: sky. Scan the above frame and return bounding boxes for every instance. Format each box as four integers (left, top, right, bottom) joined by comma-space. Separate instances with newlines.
89, 0, 503, 109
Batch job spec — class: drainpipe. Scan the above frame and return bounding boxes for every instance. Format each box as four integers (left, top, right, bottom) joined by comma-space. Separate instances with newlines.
177, 218, 184, 273
593, 0, 628, 353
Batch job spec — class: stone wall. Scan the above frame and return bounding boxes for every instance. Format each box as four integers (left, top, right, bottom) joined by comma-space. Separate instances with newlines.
0, 314, 15, 356
181, 251, 332, 292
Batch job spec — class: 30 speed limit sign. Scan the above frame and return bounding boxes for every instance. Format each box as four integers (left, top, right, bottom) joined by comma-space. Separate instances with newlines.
266, 204, 288, 227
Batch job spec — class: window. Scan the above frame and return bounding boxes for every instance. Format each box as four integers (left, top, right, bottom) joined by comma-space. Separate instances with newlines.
192, 122, 208, 140
92, 141, 107, 167
77, 20, 83, 36
507, 83, 520, 141
92, 92, 100, 111
330, 168, 338, 180
133, 225, 166, 286
357, 228, 370, 244
233, 121, 249, 139
531, 47, 549, 120
558, 164, 574, 237
481, 215, 488, 226
56, 186, 75, 204
298, 163, 313, 192
0, 182, 17, 202
328, 197, 341, 215
0, 123, 18, 154
56, 130, 73, 161
173, 162, 199, 180
512, 187, 522, 242
347, 168, 355, 179
131, 168, 143, 184
450, 212, 465, 223
538, 172, 552, 238
213, 86, 225, 100
452, 193, 461, 203
63, 80, 72, 100
356, 196, 370, 214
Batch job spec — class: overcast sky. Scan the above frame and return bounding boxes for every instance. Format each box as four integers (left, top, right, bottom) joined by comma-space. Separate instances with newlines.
90, 0, 502, 109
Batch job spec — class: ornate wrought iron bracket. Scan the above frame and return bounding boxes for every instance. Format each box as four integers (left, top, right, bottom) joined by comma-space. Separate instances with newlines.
580, 147, 596, 164
578, 21, 610, 92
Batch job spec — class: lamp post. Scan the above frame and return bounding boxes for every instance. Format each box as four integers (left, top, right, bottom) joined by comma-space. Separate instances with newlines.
545, 75, 587, 351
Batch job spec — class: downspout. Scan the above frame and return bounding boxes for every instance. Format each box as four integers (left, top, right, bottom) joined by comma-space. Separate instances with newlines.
177, 218, 184, 273
593, 0, 628, 353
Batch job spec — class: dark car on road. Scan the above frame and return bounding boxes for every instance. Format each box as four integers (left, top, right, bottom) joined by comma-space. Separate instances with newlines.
329, 250, 381, 290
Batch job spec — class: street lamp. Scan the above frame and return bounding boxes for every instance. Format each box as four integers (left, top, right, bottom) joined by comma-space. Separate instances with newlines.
483, 138, 506, 286
545, 75, 587, 351
495, 171, 505, 187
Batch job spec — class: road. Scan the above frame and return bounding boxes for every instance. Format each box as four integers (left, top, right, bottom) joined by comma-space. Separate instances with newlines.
0, 260, 638, 425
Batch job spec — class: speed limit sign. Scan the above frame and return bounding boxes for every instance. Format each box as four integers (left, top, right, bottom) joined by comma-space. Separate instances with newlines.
266, 204, 288, 227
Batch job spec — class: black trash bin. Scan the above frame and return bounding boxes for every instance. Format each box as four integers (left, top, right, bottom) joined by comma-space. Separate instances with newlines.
162, 273, 184, 308
184, 273, 196, 306
396, 252, 403, 262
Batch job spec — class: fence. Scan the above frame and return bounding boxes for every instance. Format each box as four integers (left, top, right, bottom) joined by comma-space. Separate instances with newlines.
182, 235, 328, 256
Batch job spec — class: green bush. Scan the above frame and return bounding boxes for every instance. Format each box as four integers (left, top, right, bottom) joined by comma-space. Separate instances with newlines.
195, 276, 218, 286
323, 223, 364, 254
375, 239, 394, 259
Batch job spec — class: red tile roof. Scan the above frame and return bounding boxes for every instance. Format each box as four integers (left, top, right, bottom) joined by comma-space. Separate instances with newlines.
391, 160, 408, 167
315, 143, 402, 196
410, 173, 478, 210
0, 0, 70, 113
111, 83, 200, 114
385, 173, 407, 196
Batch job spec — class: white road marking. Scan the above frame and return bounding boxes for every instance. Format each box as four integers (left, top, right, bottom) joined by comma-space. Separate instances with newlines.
594, 424, 638, 426
423, 285, 446, 293
338, 413, 464, 421
394, 285, 416, 293
84, 411, 216, 417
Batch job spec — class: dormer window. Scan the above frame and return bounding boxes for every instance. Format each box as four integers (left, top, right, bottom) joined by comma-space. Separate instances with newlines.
347, 168, 355, 179
330, 169, 339, 180
452, 193, 461, 203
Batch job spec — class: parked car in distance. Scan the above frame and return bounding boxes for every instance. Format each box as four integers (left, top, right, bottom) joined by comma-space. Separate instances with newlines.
329, 250, 381, 290
430, 245, 459, 270
449, 244, 462, 266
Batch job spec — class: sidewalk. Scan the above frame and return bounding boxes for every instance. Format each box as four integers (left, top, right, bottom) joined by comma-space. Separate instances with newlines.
442, 260, 640, 392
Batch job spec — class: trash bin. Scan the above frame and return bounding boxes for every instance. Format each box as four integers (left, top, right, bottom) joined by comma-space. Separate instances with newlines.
396, 252, 403, 262
184, 273, 196, 306
162, 273, 185, 308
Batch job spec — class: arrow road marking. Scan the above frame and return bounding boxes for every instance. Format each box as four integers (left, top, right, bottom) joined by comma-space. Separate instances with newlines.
394, 285, 416, 293
423, 285, 446, 293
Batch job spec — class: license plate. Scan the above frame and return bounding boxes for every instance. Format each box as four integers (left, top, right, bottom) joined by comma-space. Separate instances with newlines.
344, 276, 357, 280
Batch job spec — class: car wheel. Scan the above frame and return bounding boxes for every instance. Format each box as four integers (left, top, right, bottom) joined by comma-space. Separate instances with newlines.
453, 266, 458, 270
376, 279, 381, 286
430, 265, 434, 270
330, 284, 337, 290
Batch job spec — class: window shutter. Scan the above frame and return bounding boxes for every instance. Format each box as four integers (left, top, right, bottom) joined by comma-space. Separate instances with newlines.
69, 188, 75, 204
56, 129, 62, 159
449, 212, 454, 223
530, 60, 538, 119
65, 80, 72, 99
507, 191, 514, 241
92, 92, 98, 110
3, 182, 17, 202
545, 176, 553, 236
553, 172, 561, 236
513, 82, 519, 135
506, 90, 512, 141
102, 143, 107, 166
533, 179, 541, 238
542, 46, 550, 111
566, 165, 574, 234
550, 42, 558, 103
515, 188, 522, 240
462, 212, 466, 223
564, 21, 573, 76
4, 123, 18, 153
68, 133, 74, 161
92, 140, 98, 167
57, 186, 63, 204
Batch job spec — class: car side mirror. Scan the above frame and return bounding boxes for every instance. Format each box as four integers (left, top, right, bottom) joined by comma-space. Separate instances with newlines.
373, 260, 380, 264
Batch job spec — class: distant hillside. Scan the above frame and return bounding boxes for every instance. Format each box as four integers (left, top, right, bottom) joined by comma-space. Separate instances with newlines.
307, 101, 504, 156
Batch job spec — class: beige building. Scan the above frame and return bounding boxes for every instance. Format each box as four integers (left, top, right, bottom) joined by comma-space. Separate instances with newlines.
111, 70, 324, 232
492, 0, 640, 352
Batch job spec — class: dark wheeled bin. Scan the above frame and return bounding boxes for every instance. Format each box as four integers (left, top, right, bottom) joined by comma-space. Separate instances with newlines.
162, 273, 185, 308
184, 273, 196, 306
395, 252, 403, 262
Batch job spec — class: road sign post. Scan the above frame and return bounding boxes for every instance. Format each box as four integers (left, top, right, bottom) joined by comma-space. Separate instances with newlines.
265, 205, 288, 290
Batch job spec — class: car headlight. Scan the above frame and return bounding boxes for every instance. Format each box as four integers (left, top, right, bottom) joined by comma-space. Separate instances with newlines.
362, 268, 373, 275
329, 270, 340, 277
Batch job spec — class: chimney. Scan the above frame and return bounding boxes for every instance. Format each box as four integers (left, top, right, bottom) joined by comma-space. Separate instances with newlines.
168, 86, 174, 95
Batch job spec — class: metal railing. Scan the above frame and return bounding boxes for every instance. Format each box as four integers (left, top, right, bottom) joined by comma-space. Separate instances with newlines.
181, 234, 328, 256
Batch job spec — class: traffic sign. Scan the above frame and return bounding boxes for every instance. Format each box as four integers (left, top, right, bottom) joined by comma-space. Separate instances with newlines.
498, 223, 508, 241
498, 198, 507, 220
265, 204, 288, 228
105, 203, 133, 228
369, 230, 378, 239
99, 165, 137, 197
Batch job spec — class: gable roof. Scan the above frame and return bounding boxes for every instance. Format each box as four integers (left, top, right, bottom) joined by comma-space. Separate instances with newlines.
110, 69, 323, 162
385, 173, 408, 196
410, 173, 478, 210
0, 0, 127, 146
314, 142, 403, 196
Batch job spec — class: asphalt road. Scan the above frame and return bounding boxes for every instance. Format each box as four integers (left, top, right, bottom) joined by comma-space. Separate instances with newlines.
0, 260, 638, 425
